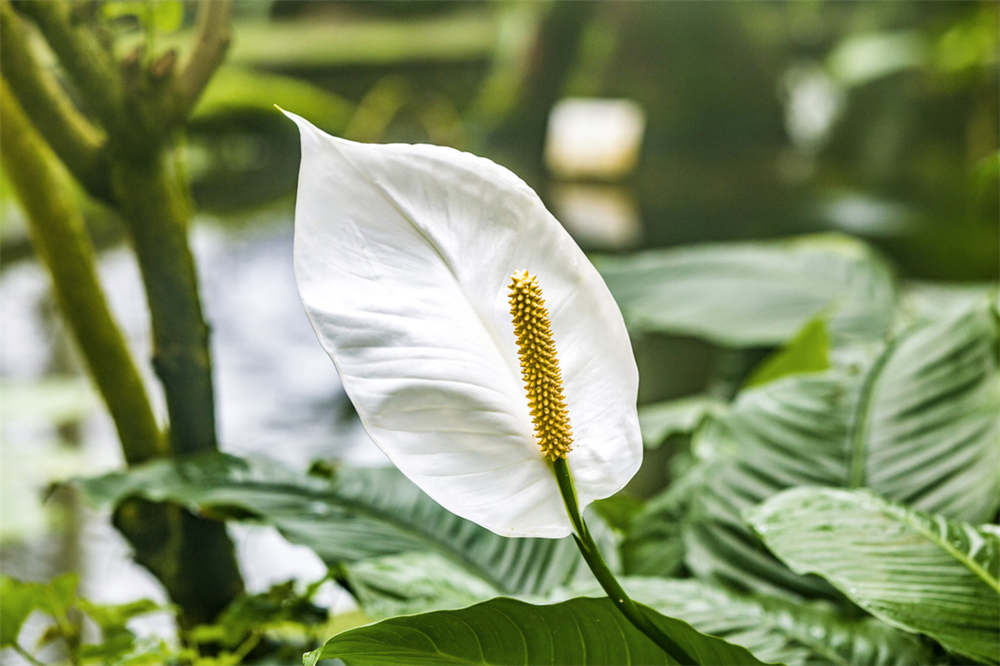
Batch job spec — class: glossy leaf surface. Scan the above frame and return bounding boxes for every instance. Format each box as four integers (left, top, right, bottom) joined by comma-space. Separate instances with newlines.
749, 488, 1000, 664
75, 453, 610, 596
594, 234, 895, 347
304, 596, 769, 666
678, 303, 1000, 596
563, 577, 935, 666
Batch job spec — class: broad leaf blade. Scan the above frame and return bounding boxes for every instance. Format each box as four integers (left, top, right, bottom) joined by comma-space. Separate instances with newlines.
74, 453, 611, 596
344, 552, 501, 619
749, 488, 1000, 664
855, 305, 1000, 522
683, 374, 853, 597
678, 301, 1000, 596
562, 577, 935, 666
304, 596, 769, 666
594, 233, 895, 347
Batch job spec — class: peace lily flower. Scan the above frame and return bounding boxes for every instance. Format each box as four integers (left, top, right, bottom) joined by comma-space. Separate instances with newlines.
282, 110, 642, 539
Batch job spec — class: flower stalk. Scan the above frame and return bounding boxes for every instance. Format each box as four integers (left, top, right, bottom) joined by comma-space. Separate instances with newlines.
508, 269, 694, 663
553, 457, 695, 664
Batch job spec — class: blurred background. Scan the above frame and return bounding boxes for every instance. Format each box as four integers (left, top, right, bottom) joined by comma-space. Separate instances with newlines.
1, 0, 997, 651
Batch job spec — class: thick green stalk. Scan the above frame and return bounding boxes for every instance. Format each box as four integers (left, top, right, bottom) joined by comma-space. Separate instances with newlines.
553, 457, 696, 665
110, 154, 217, 456
0, 78, 164, 464
15, 0, 127, 139
8, 0, 245, 625
0, 1, 110, 201
105, 152, 247, 625
170, 0, 233, 123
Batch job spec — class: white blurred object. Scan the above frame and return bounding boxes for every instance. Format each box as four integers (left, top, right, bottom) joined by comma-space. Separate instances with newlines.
550, 183, 642, 249
782, 64, 844, 152
545, 98, 646, 180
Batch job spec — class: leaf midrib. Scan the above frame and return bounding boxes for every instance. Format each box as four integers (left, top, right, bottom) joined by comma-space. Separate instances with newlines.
846, 337, 898, 488
202, 477, 515, 592
894, 507, 1000, 596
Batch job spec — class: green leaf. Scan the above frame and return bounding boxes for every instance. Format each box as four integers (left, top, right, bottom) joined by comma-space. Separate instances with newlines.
638, 395, 725, 448
344, 552, 502, 619
850, 304, 1000, 521
77, 598, 161, 635
74, 453, 612, 596
683, 373, 853, 597
744, 317, 830, 388
749, 488, 1000, 664
188, 580, 327, 649
0, 573, 78, 648
303, 596, 769, 666
594, 233, 895, 347
76, 598, 161, 665
623, 475, 697, 577
193, 66, 353, 128
0, 576, 38, 646
898, 281, 998, 326
561, 578, 935, 666
678, 302, 1000, 597
590, 493, 645, 533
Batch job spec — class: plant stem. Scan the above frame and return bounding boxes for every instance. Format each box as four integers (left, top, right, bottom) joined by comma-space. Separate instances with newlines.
110, 154, 218, 456
171, 0, 232, 123
0, 78, 164, 464
552, 457, 695, 665
13, 644, 45, 666
0, 0, 110, 201
15, 0, 126, 137
6, 0, 245, 626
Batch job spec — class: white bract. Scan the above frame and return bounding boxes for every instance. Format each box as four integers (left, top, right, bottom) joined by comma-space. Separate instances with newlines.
284, 110, 642, 538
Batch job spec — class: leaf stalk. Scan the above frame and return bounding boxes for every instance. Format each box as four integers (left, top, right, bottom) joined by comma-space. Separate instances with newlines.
552, 457, 696, 664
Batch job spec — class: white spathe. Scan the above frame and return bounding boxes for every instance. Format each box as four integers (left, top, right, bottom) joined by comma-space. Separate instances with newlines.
284, 110, 642, 538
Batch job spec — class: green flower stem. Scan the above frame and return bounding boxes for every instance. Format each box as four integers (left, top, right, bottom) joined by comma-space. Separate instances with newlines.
553, 457, 695, 665
12, 644, 45, 666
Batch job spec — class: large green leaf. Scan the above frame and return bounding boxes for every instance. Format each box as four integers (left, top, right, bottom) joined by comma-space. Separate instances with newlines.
332, 551, 933, 666
561, 578, 935, 666
852, 304, 1000, 521
674, 302, 1000, 597
344, 552, 502, 619
303, 596, 769, 666
682, 373, 853, 597
75, 453, 611, 596
898, 281, 998, 326
594, 234, 895, 347
749, 488, 1000, 664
